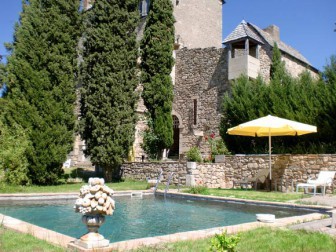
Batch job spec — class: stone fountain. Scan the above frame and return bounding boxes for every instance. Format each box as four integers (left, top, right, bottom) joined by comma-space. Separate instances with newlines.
74, 177, 115, 249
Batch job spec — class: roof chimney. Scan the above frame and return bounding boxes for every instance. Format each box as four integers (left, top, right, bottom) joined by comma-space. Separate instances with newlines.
263, 25, 280, 42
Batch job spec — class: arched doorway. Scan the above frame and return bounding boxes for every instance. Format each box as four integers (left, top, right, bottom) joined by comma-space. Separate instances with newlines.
169, 115, 180, 159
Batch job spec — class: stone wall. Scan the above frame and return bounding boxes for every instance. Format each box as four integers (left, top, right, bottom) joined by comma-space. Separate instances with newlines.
173, 47, 229, 156
258, 45, 272, 81
282, 53, 319, 79
121, 154, 336, 193
258, 44, 318, 82
121, 161, 187, 185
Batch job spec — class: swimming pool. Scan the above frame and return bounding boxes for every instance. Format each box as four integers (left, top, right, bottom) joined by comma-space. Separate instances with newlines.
0, 195, 317, 243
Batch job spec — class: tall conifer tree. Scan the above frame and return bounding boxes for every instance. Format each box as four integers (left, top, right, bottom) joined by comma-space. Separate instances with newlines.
270, 43, 287, 81
80, 0, 139, 181
2, 0, 81, 184
0, 62, 5, 89
140, 0, 175, 158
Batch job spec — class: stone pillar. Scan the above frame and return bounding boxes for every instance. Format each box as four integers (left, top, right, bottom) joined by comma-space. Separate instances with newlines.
245, 39, 249, 56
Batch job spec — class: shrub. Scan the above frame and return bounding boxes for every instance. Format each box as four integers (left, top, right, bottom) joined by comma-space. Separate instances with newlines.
186, 146, 202, 162
187, 185, 209, 195
210, 231, 241, 252
141, 117, 160, 160
0, 120, 30, 185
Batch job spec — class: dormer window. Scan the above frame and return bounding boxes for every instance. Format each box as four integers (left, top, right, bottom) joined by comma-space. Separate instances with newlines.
139, 0, 150, 17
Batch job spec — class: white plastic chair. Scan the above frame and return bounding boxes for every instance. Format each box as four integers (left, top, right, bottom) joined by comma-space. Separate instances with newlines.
296, 171, 336, 195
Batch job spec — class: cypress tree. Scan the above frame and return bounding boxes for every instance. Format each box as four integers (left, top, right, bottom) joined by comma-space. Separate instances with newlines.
140, 0, 175, 158
79, 0, 139, 181
220, 75, 269, 153
2, 0, 81, 184
270, 42, 287, 81
316, 55, 336, 152
0, 62, 5, 89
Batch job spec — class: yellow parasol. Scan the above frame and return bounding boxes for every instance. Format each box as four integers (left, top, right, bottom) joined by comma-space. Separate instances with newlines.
227, 115, 317, 187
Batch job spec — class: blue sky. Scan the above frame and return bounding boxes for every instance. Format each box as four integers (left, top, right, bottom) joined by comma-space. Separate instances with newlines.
0, 0, 335, 71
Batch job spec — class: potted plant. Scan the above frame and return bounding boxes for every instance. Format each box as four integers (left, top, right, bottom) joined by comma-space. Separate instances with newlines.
186, 146, 202, 169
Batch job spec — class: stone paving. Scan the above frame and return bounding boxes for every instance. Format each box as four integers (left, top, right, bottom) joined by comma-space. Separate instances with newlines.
297, 194, 336, 208
290, 218, 336, 236
287, 194, 336, 237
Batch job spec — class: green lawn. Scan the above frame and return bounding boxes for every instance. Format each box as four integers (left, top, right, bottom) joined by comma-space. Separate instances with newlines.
0, 227, 65, 252
135, 227, 336, 252
0, 179, 150, 194
183, 187, 311, 202
1, 226, 335, 252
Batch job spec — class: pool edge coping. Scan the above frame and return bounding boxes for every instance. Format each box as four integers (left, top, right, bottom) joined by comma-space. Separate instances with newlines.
156, 191, 334, 211
0, 190, 154, 201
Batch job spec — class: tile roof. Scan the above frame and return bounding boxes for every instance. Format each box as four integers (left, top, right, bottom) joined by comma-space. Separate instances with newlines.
248, 22, 310, 65
223, 20, 264, 44
223, 21, 311, 66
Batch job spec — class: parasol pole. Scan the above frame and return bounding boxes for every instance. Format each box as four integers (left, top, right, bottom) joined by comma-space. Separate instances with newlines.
269, 128, 272, 191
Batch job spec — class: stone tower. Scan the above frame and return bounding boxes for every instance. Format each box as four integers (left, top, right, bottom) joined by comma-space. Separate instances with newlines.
70, 0, 223, 166
172, 0, 223, 49
83, 0, 223, 49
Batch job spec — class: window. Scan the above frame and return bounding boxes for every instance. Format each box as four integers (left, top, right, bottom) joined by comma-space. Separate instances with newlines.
139, 0, 150, 17
193, 99, 197, 125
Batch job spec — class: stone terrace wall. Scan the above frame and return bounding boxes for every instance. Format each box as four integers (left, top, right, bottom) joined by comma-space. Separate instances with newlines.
121, 162, 187, 185
121, 154, 336, 193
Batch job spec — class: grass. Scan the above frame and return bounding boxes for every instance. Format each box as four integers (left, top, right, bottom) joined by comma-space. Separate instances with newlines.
134, 227, 336, 252
0, 179, 150, 194
1, 226, 334, 252
0, 226, 66, 252
0, 226, 335, 252
183, 187, 311, 202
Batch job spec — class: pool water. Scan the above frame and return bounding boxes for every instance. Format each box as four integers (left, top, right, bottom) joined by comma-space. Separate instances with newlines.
0, 195, 315, 243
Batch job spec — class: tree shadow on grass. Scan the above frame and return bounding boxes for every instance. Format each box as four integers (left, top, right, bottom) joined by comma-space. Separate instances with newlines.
62, 168, 97, 183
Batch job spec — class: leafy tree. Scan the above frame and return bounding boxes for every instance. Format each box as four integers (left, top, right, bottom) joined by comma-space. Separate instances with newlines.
2, 0, 81, 184
140, 0, 175, 158
79, 0, 139, 181
0, 107, 30, 185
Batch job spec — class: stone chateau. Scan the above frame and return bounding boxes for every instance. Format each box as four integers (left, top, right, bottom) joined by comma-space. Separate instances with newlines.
68, 0, 319, 167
